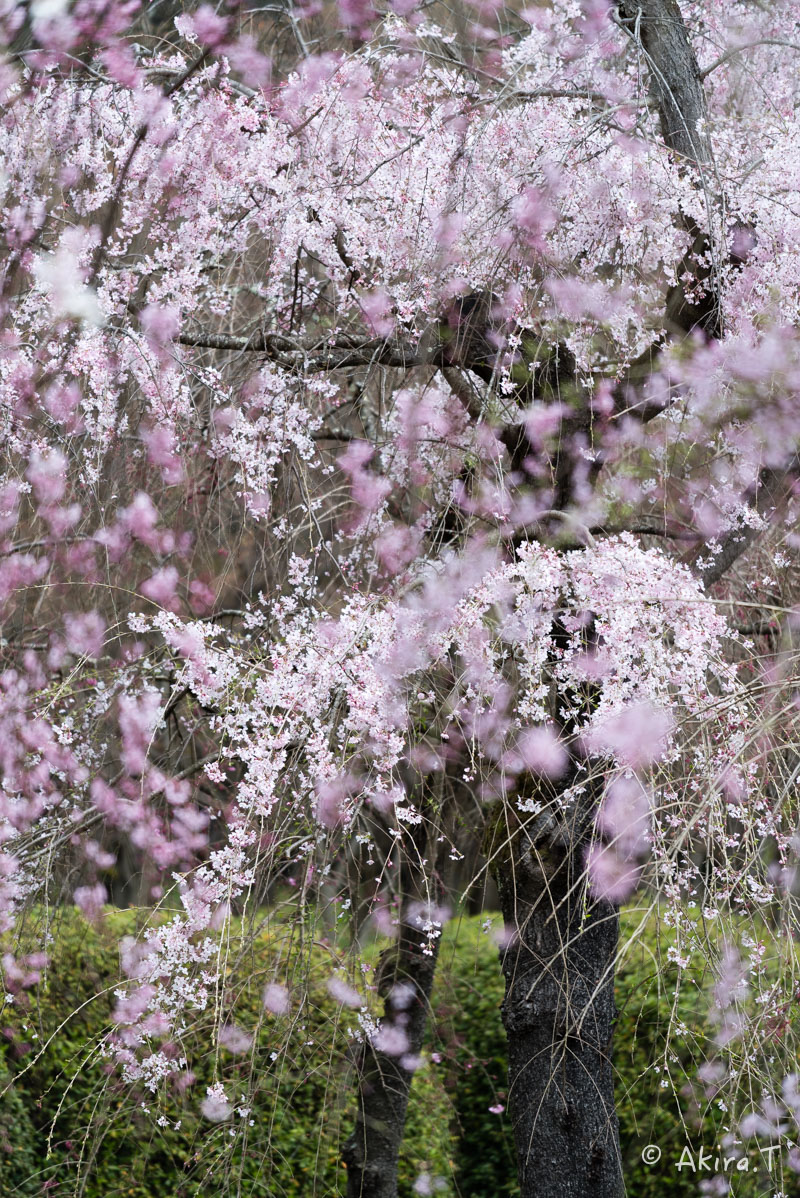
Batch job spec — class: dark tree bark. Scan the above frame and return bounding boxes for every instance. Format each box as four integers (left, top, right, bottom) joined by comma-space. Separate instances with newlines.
617, 0, 713, 168
343, 799, 448, 1198
491, 805, 621, 1198
342, 897, 441, 1198
618, 0, 720, 337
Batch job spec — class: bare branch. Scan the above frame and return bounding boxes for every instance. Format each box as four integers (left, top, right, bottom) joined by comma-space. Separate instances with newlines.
700, 39, 800, 80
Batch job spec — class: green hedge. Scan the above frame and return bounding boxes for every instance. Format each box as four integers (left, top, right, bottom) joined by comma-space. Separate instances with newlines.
1, 910, 796, 1196
0, 911, 453, 1197
432, 912, 798, 1198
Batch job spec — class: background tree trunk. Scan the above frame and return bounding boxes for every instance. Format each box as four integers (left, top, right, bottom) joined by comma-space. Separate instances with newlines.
343, 801, 447, 1198
342, 911, 441, 1198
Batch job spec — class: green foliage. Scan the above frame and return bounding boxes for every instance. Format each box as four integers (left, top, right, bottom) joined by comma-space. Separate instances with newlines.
2, 909, 797, 1197
432, 912, 799, 1197
0, 1057, 39, 1197
431, 921, 517, 1197
0, 911, 454, 1197
614, 912, 722, 1198
612, 911, 799, 1198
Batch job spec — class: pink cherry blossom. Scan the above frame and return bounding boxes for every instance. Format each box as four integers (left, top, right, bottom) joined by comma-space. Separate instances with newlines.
262, 983, 291, 1015
515, 725, 568, 778
326, 976, 363, 1008
64, 611, 106, 658
200, 1083, 233, 1122
0, 4, 799, 1186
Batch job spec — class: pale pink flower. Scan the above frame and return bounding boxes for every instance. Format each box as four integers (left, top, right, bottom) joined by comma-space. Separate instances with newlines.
338, 0, 375, 37
413, 1172, 449, 1195
188, 5, 229, 47
27, 449, 67, 505
141, 425, 183, 486
583, 703, 674, 768
373, 1022, 410, 1056
586, 843, 642, 903
0, 482, 20, 534
361, 288, 395, 337
433, 211, 466, 250
596, 776, 651, 857
372, 906, 399, 938
219, 1024, 252, 1055
99, 44, 142, 88
34, 246, 102, 325
64, 611, 106, 658
263, 983, 290, 1015
516, 725, 568, 778
112, 984, 156, 1025
141, 566, 179, 607
511, 184, 557, 248
73, 883, 106, 922
201, 1083, 232, 1122
118, 690, 161, 776
119, 493, 160, 546
139, 303, 180, 346
326, 975, 362, 1007
224, 35, 272, 89
315, 774, 359, 829
491, 924, 518, 950
389, 982, 416, 1010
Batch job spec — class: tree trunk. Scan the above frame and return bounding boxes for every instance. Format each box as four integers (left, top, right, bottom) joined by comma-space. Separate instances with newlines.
344, 9, 713, 1194
493, 814, 622, 1198
617, 0, 712, 169
618, 0, 721, 337
482, 12, 715, 1189
499, 880, 621, 1198
342, 910, 441, 1198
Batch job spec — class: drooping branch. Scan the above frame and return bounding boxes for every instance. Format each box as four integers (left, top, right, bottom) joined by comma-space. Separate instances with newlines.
175, 1, 751, 577
439, 4, 724, 499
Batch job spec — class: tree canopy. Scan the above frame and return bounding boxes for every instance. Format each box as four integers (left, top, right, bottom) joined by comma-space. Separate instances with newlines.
3, 2, 800, 1195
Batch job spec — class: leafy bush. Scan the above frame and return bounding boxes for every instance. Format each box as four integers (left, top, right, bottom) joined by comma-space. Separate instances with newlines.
431, 922, 517, 1197
2, 909, 796, 1196
0, 1057, 39, 1197
0, 910, 455, 1197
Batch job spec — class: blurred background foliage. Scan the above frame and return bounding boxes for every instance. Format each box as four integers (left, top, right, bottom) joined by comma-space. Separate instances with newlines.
0, 909, 793, 1196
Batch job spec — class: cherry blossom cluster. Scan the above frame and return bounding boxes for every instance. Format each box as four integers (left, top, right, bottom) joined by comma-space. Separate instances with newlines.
1, 0, 800, 1157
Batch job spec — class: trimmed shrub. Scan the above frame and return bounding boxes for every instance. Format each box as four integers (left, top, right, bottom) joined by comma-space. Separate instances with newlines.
0, 1057, 39, 1197
2, 909, 797, 1196
0, 910, 455, 1197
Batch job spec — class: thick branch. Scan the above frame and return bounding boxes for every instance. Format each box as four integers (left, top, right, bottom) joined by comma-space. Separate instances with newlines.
617, 0, 712, 167
177, 330, 425, 371
691, 466, 793, 588
177, 330, 297, 353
